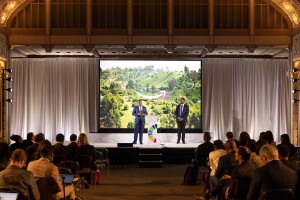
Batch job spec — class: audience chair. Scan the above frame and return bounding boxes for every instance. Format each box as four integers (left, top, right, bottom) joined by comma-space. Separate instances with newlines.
95, 151, 105, 170
78, 155, 97, 184
95, 148, 110, 168
260, 188, 296, 200
53, 155, 65, 166
58, 161, 80, 177
36, 177, 60, 200
59, 167, 72, 174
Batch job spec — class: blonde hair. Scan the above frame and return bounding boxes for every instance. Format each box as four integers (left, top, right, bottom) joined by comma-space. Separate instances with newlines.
259, 144, 279, 160
77, 133, 89, 146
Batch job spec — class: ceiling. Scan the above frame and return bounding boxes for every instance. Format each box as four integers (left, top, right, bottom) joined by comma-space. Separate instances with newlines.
9, 45, 290, 59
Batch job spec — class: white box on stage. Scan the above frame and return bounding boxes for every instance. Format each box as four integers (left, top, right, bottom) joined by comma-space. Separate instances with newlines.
147, 115, 159, 144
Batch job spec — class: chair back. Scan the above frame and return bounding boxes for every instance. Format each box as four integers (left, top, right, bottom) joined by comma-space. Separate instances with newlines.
260, 188, 296, 200
58, 167, 72, 174
36, 177, 60, 200
78, 155, 96, 170
52, 155, 65, 166
96, 148, 109, 164
58, 161, 80, 177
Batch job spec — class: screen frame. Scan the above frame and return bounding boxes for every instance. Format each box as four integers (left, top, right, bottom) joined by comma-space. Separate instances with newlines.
98, 58, 203, 133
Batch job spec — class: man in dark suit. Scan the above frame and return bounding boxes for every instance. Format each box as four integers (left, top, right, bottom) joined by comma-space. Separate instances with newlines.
52, 133, 69, 165
132, 99, 148, 144
277, 144, 299, 171
215, 139, 239, 179
247, 144, 298, 200
22, 132, 34, 148
227, 146, 257, 200
67, 134, 78, 161
0, 149, 40, 200
174, 97, 189, 144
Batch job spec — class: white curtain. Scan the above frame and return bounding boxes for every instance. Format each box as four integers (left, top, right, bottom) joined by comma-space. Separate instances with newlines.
202, 58, 291, 142
9, 58, 99, 141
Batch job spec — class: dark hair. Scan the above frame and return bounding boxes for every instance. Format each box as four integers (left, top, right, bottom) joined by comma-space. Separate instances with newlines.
40, 143, 53, 158
238, 146, 251, 161
180, 97, 185, 101
255, 139, 268, 155
239, 132, 250, 146
280, 134, 291, 145
70, 134, 77, 142
246, 139, 257, 153
277, 144, 290, 158
213, 140, 225, 150
27, 132, 34, 140
259, 132, 267, 140
34, 133, 45, 143
56, 133, 64, 142
11, 149, 27, 162
203, 132, 211, 142
225, 139, 236, 151
265, 130, 274, 144
10, 135, 22, 143
226, 132, 234, 139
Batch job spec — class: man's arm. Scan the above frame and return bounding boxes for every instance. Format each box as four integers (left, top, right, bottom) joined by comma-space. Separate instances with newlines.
144, 107, 148, 115
184, 104, 189, 118
215, 156, 225, 179
247, 171, 260, 200
228, 168, 240, 199
29, 172, 40, 200
132, 107, 138, 117
174, 105, 179, 117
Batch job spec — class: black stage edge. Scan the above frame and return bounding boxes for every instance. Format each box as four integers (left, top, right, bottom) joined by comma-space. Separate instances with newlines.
95, 146, 196, 165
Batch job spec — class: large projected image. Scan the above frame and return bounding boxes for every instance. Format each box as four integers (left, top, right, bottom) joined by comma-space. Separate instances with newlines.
100, 60, 201, 129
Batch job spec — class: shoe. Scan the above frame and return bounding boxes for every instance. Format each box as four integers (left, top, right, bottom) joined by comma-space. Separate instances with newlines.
176, 141, 180, 144
132, 141, 136, 144
183, 141, 186, 144
140, 143, 143, 144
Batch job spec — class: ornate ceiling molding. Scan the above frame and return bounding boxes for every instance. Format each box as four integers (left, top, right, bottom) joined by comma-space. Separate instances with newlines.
0, 0, 25, 27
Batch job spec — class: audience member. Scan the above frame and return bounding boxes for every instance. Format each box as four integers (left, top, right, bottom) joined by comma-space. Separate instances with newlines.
226, 146, 257, 200
265, 130, 276, 146
277, 144, 299, 171
67, 134, 78, 161
26, 133, 45, 162
27, 143, 78, 200
52, 133, 69, 165
247, 145, 298, 200
9, 135, 24, 153
0, 149, 40, 200
77, 133, 96, 163
239, 132, 250, 146
226, 131, 240, 147
215, 139, 239, 179
0, 137, 10, 170
23, 132, 35, 148
246, 139, 263, 168
280, 134, 296, 158
208, 140, 227, 190
259, 132, 267, 141
255, 139, 267, 155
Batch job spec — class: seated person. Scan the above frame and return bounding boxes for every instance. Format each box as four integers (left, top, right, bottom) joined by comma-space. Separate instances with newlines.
26, 133, 45, 162
77, 133, 96, 166
52, 133, 69, 165
27, 143, 78, 200
247, 145, 298, 200
23, 132, 35, 148
0, 149, 40, 200
9, 135, 24, 153
0, 137, 10, 170
67, 134, 78, 161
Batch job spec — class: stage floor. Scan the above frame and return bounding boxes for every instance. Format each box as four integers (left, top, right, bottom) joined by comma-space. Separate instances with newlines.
90, 142, 199, 149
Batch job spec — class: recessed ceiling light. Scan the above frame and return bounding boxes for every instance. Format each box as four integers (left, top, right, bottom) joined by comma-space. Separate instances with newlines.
77, 52, 81, 53
56, 52, 60, 53
239, 52, 244, 54
219, 52, 223, 54
112, 52, 116, 53
229, 52, 233, 53
66, 52, 71, 53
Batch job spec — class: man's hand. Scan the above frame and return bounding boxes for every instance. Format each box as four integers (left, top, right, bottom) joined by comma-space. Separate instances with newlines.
178, 117, 183, 121
221, 175, 231, 180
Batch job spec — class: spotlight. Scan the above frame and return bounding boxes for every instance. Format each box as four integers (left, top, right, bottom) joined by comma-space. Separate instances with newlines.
2, 68, 12, 73
4, 77, 12, 82
292, 89, 300, 93
292, 78, 300, 82
4, 88, 12, 92
4, 99, 12, 103
292, 69, 299, 72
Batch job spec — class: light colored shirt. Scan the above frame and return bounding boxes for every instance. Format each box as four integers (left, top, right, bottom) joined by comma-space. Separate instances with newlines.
209, 149, 227, 176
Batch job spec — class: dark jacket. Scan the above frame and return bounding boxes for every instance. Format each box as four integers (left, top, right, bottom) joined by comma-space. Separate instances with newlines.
195, 142, 214, 167
174, 104, 189, 122
247, 160, 298, 200
215, 150, 239, 179
67, 142, 78, 161
228, 160, 257, 200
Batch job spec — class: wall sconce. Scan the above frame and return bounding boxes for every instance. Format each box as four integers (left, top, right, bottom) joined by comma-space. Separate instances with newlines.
293, 89, 300, 93
292, 99, 300, 103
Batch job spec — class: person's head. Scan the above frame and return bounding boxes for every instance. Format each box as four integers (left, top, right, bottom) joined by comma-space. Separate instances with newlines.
34, 133, 45, 143
78, 133, 89, 146
180, 97, 185, 104
280, 134, 291, 145
276, 144, 290, 160
40, 142, 53, 160
259, 144, 279, 165
235, 146, 251, 164
213, 140, 225, 150
265, 130, 274, 144
56, 133, 64, 143
239, 131, 250, 146
203, 132, 211, 143
10, 149, 27, 168
138, 99, 143, 106
246, 139, 257, 153
27, 132, 34, 141
70, 134, 77, 142
226, 131, 234, 139
259, 132, 267, 140
255, 139, 268, 155
225, 139, 237, 151
10, 135, 23, 143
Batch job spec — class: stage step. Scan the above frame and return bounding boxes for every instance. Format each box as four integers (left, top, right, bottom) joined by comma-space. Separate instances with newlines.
139, 148, 163, 168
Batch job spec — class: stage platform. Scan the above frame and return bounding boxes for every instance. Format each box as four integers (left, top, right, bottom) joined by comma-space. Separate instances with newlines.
91, 142, 200, 165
